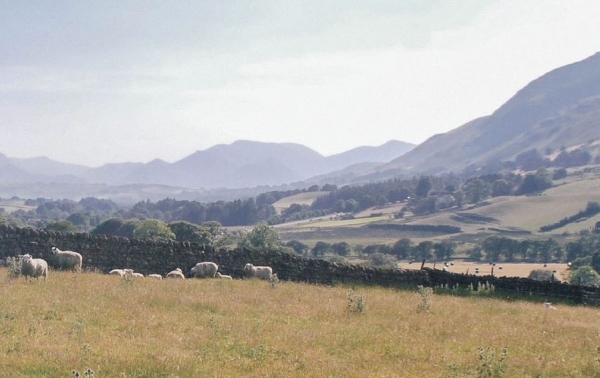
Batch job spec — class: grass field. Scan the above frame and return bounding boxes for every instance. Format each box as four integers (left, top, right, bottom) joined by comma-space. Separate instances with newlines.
275, 174, 600, 250
407, 261, 571, 282
271, 191, 328, 214
0, 199, 36, 214
2, 269, 600, 377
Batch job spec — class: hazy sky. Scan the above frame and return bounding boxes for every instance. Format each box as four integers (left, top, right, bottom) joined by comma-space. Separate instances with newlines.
1, 1, 599, 167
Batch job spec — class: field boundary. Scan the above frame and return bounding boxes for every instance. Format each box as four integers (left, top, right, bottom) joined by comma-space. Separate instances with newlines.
1, 225, 599, 305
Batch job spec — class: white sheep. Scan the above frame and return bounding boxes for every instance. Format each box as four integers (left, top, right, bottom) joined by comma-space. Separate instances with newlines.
166, 268, 185, 279
109, 269, 125, 276
148, 274, 163, 280
216, 272, 233, 280
190, 262, 219, 278
51, 246, 83, 272
243, 263, 273, 280
20, 254, 48, 280
132, 272, 144, 278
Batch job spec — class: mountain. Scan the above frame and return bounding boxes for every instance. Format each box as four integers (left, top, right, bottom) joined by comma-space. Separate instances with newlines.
72, 140, 414, 189
2, 140, 414, 198
324, 140, 415, 172
373, 52, 600, 175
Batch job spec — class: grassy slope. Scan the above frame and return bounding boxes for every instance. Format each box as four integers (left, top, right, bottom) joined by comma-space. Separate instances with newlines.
0, 199, 36, 214
2, 270, 600, 377
279, 172, 600, 247
271, 191, 328, 214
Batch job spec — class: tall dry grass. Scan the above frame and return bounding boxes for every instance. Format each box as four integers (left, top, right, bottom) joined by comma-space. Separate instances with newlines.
1, 268, 600, 377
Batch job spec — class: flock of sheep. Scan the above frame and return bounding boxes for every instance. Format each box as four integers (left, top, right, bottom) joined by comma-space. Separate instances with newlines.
108, 262, 273, 280
17, 246, 274, 282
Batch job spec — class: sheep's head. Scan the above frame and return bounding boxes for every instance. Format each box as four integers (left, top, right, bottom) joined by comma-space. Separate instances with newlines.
244, 263, 254, 270
22, 254, 32, 263
51, 246, 59, 254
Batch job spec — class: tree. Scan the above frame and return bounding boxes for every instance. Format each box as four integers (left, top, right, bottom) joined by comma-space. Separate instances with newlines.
391, 238, 412, 259
92, 218, 139, 238
413, 241, 433, 260
331, 242, 351, 256
433, 241, 456, 261
516, 168, 553, 195
312, 241, 331, 257
552, 168, 567, 180
286, 240, 310, 255
569, 266, 600, 286
464, 179, 490, 204
515, 149, 548, 171
591, 252, 600, 275
46, 220, 77, 233
133, 219, 176, 241
491, 179, 512, 197
169, 221, 213, 244
415, 177, 432, 198
237, 223, 282, 252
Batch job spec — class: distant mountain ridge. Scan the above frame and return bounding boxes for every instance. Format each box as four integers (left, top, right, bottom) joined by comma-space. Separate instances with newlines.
0, 140, 415, 191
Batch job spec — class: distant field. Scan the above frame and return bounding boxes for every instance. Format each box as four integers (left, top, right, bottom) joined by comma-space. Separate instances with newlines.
0, 199, 36, 214
405, 261, 570, 282
278, 174, 600, 247
271, 191, 328, 214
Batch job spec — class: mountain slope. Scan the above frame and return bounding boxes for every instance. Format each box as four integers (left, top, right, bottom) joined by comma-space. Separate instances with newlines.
75, 140, 414, 189
375, 52, 600, 175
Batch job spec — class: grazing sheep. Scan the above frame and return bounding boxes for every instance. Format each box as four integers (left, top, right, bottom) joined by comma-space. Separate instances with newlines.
132, 272, 144, 278
243, 263, 273, 280
109, 269, 125, 276
190, 262, 219, 278
216, 272, 233, 280
148, 274, 163, 280
166, 268, 185, 279
20, 254, 48, 280
51, 246, 82, 272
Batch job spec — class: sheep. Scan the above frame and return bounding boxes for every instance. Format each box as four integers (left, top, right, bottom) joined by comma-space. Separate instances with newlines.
51, 246, 82, 272
123, 269, 134, 277
109, 269, 125, 276
148, 274, 163, 280
216, 272, 233, 280
20, 254, 48, 280
243, 263, 273, 280
189, 262, 219, 278
166, 268, 185, 279
132, 272, 144, 278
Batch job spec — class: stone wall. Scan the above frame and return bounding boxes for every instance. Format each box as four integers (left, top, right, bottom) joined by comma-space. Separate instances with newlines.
1, 225, 599, 305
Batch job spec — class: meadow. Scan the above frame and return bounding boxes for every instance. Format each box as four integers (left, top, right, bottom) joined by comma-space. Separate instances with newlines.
2, 269, 600, 377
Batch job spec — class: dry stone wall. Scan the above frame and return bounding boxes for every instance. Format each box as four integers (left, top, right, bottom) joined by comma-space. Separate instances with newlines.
1, 225, 600, 305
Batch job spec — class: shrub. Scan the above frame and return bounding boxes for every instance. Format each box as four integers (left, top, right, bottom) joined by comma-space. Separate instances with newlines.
346, 289, 366, 315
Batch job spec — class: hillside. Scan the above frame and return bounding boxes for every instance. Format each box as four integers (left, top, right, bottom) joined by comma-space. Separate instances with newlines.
372, 52, 600, 176
277, 168, 600, 248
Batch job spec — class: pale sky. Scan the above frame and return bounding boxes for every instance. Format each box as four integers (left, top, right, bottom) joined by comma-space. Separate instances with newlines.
1, 0, 599, 167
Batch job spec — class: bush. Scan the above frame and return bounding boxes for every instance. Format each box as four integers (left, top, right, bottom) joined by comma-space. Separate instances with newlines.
528, 269, 555, 282
570, 266, 600, 286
